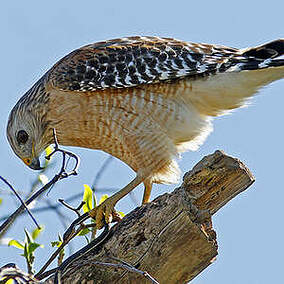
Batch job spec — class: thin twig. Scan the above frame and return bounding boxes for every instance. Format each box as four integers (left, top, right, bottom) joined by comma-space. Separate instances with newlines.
107, 254, 160, 283
84, 260, 159, 284
45, 129, 80, 178
0, 175, 61, 238
35, 198, 93, 278
62, 212, 90, 241
35, 221, 85, 279
0, 129, 80, 238
58, 199, 85, 218
35, 223, 110, 282
34, 268, 57, 281
54, 224, 110, 284
0, 176, 40, 229
0, 193, 85, 222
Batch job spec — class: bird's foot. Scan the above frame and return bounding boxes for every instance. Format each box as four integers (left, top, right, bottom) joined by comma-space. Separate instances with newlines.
88, 196, 122, 229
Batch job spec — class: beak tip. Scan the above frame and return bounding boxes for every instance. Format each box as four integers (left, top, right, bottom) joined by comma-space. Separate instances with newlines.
29, 157, 43, 170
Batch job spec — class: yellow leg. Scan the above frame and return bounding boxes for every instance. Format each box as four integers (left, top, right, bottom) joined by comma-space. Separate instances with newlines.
88, 174, 145, 229
142, 180, 153, 204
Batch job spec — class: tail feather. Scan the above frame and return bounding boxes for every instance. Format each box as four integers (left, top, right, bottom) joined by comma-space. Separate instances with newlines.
242, 39, 284, 59
241, 39, 284, 69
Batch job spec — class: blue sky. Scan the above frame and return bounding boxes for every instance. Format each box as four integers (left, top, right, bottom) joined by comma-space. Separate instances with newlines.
0, 1, 283, 283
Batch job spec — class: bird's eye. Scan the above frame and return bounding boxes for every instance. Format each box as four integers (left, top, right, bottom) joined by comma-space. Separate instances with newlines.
17, 130, 29, 144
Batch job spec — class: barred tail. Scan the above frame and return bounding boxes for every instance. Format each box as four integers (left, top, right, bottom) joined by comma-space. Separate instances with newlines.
241, 39, 284, 69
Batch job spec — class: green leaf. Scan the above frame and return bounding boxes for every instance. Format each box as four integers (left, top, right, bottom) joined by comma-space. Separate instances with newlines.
32, 226, 44, 240
8, 239, 24, 250
117, 211, 125, 217
51, 234, 63, 247
43, 145, 54, 167
24, 229, 34, 244
78, 228, 91, 236
99, 194, 108, 205
83, 184, 93, 213
23, 243, 29, 259
45, 145, 53, 157
51, 241, 62, 247
28, 242, 43, 254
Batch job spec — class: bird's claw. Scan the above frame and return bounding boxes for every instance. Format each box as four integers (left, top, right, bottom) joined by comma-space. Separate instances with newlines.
89, 197, 121, 229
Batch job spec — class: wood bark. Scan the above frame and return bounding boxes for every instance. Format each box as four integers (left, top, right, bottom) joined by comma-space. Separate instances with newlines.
45, 150, 255, 283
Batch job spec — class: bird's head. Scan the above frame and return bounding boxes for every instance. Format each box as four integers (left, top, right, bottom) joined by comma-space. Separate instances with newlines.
6, 92, 50, 170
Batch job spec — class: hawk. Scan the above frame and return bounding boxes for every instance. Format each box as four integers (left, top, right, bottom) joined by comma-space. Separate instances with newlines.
6, 36, 284, 228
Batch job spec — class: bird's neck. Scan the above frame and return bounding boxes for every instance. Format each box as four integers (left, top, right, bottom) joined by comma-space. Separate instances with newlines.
45, 90, 107, 150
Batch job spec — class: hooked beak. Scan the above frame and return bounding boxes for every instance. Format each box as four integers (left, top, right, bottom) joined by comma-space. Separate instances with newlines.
22, 141, 43, 170
23, 157, 43, 170
29, 157, 43, 170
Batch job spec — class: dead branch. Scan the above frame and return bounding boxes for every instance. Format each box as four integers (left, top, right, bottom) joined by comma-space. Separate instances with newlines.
43, 150, 254, 283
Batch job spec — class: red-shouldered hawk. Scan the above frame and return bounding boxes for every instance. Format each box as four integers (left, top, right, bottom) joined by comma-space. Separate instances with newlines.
6, 36, 284, 228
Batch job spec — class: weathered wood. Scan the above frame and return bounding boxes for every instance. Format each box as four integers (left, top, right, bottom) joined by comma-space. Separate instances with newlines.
45, 150, 255, 283
183, 150, 255, 214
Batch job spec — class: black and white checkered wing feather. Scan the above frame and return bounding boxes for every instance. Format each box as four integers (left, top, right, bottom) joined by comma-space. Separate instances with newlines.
47, 36, 283, 93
